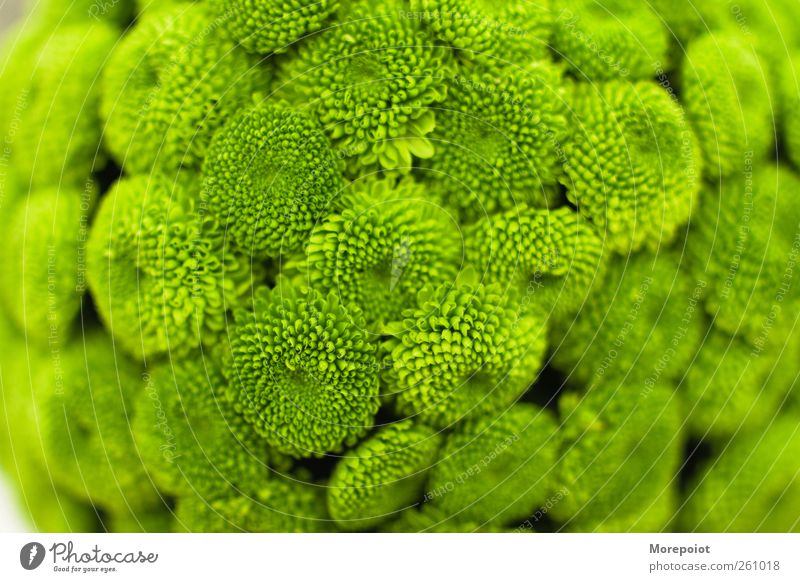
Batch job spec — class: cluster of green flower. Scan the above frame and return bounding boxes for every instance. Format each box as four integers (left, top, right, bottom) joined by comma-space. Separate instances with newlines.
0, 0, 798, 532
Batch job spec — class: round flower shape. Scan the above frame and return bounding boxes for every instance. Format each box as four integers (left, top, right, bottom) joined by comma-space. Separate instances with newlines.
426, 403, 559, 525
87, 175, 257, 359
683, 327, 787, 440
209, 0, 339, 54
682, 33, 774, 179
466, 205, 606, 319
14, 23, 117, 190
687, 164, 800, 344
327, 420, 442, 530
175, 476, 332, 532
34, 330, 161, 512
552, 381, 681, 532
410, 0, 554, 64
277, 7, 450, 171
423, 62, 566, 221
682, 418, 800, 532
561, 80, 701, 254
133, 356, 291, 499
552, 0, 668, 80
552, 250, 705, 387
202, 102, 343, 259
100, 4, 265, 174
0, 188, 89, 346
384, 283, 548, 428
225, 283, 380, 457
302, 176, 462, 333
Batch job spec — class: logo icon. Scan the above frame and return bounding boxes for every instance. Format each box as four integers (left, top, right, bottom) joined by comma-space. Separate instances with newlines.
20, 542, 46, 570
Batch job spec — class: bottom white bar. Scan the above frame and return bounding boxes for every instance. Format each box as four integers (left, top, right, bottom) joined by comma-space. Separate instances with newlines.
0, 534, 797, 580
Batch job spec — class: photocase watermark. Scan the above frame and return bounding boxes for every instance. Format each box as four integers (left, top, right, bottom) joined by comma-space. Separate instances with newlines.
88, 0, 121, 20
513, 487, 570, 532
557, 9, 629, 77
20, 542, 46, 570
421, 431, 520, 503
142, 371, 180, 463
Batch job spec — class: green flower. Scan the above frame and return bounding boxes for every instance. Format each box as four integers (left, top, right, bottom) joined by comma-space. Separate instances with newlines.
682, 418, 800, 532
225, 283, 380, 457
682, 33, 774, 179
328, 420, 441, 530
411, 0, 554, 64
133, 356, 291, 498
209, 0, 339, 54
87, 175, 257, 359
33, 330, 160, 511
0, 188, 90, 345
687, 164, 800, 344
14, 23, 118, 189
100, 4, 265, 173
277, 7, 450, 171
202, 102, 343, 259
561, 80, 701, 253
302, 176, 461, 333
426, 403, 559, 525
384, 283, 548, 428
552, 250, 705, 387
552, 0, 667, 80
466, 205, 606, 319
175, 476, 332, 532
552, 381, 681, 532
423, 62, 566, 221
